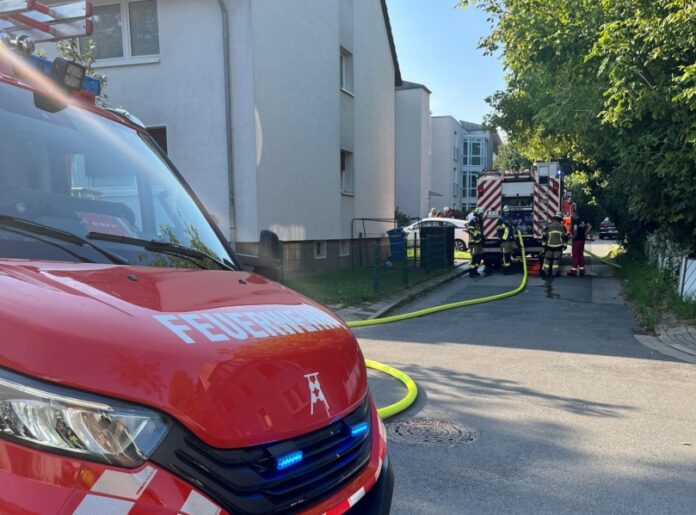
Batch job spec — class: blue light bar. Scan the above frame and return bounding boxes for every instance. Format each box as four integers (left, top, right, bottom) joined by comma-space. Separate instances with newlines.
276, 450, 303, 471
350, 422, 369, 438
82, 75, 101, 96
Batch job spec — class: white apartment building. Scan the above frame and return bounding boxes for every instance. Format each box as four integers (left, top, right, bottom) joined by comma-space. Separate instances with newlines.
395, 81, 431, 221
459, 121, 502, 212
46, 0, 401, 273
430, 117, 501, 215
430, 116, 464, 213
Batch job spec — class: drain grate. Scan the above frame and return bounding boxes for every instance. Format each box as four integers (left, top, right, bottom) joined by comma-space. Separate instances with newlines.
386, 418, 478, 446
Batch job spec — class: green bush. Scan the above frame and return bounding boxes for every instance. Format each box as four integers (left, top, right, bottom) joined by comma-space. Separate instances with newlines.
619, 253, 696, 332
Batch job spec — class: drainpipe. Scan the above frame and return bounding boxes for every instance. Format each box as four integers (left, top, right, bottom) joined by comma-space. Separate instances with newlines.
217, 0, 236, 239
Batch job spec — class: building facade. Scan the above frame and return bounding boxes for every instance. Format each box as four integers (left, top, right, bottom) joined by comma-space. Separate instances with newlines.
459, 121, 502, 212
429, 117, 501, 215
430, 116, 464, 213
395, 81, 431, 221
46, 0, 401, 274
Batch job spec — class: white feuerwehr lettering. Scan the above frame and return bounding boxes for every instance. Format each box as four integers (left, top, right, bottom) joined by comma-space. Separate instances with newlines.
153, 306, 342, 344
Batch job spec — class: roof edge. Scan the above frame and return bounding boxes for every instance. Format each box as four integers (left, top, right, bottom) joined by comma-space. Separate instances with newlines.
397, 81, 432, 94
380, 0, 402, 87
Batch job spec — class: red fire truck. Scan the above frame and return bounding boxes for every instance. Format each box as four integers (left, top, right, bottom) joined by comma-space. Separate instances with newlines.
476, 162, 563, 264
0, 3, 393, 513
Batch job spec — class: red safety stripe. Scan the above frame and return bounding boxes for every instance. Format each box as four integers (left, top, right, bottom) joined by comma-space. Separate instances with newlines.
478, 182, 502, 212
477, 183, 499, 210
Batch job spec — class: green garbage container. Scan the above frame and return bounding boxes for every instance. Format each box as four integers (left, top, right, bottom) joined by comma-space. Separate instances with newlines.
420, 226, 455, 270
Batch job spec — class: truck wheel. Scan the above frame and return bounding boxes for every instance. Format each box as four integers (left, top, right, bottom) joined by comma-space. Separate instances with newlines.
455, 240, 467, 252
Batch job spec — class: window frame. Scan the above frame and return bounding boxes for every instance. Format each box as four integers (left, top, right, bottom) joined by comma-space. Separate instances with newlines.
340, 149, 355, 196
340, 47, 354, 95
85, 0, 161, 68
314, 240, 327, 260
339, 239, 351, 257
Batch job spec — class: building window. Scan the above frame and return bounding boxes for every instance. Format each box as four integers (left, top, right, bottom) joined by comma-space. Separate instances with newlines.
146, 126, 167, 154
314, 241, 327, 260
471, 140, 482, 166
340, 47, 353, 93
341, 150, 354, 194
469, 174, 478, 198
129, 0, 160, 56
81, 0, 160, 65
339, 240, 351, 257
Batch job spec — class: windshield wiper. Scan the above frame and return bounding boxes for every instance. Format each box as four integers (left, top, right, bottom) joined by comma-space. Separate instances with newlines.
0, 215, 129, 265
86, 232, 235, 271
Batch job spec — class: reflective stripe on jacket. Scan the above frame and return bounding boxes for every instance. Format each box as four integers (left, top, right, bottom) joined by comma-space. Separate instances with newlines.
496, 217, 514, 241
467, 220, 483, 244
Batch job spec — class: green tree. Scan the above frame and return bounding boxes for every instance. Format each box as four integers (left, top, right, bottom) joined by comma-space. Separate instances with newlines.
493, 141, 533, 170
459, 0, 696, 250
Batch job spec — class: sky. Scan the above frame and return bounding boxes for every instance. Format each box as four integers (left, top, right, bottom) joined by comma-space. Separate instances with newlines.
386, 0, 506, 125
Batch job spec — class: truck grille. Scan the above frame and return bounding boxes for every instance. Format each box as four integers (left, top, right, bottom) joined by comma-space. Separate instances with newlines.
150, 397, 372, 514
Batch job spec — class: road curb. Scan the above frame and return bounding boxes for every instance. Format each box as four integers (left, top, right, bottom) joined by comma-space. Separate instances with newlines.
335, 263, 469, 323
634, 334, 696, 365
365, 266, 470, 320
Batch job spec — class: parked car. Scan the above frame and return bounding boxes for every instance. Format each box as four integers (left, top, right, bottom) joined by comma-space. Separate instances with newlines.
599, 217, 619, 239
403, 217, 470, 251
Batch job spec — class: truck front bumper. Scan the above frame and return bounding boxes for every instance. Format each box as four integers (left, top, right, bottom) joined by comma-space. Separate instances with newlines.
0, 398, 391, 515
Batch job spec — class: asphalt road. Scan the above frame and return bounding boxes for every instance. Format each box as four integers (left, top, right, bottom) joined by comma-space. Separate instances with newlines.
360, 246, 696, 514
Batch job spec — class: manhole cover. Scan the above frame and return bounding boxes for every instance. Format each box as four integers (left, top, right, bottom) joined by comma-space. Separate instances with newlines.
386, 418, 478, 446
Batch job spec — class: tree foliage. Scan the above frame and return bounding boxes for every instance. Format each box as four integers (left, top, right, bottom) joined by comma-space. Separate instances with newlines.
460, 0, 696, 250
56, 38, 108, 104
493, 141, 533, 170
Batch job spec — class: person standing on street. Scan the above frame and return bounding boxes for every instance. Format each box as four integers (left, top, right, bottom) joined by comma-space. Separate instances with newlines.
568, 213, 591, 276
541, 212, 567, 277
467, 208, 485, 277
497, 206, 515, 275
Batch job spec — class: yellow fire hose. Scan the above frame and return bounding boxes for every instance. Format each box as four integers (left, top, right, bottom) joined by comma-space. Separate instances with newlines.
585, 248, 622, 269
361, 232, 528, 419
365, 359, 419, 420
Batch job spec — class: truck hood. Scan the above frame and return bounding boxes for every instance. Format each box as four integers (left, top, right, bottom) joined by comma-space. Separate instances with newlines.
0, 260, 367, 448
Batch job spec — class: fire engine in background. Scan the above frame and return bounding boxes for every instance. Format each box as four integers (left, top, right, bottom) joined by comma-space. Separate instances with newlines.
0, 2, 393, 514
476, 162, 563, 267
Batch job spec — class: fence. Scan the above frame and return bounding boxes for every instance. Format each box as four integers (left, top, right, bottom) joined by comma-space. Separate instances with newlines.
679, 258, 696, 301
281, 234, 453, 306
645, 232, 696, 301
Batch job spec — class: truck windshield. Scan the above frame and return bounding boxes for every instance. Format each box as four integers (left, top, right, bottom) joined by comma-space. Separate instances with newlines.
0, 81, 234, 269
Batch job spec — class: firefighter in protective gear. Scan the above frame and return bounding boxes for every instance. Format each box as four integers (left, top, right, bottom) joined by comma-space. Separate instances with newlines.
467, 208, 485, 277
497, 206, 515, 275
541, 212, 567, 277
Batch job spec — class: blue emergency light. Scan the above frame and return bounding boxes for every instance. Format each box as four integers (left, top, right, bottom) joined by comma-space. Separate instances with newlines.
276, 450, 303, 471
350, 422, 369, 438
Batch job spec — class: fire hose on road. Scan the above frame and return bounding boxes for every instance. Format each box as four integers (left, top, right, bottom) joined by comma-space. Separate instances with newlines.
361, 231, 529, 419
363, 237, 623, 419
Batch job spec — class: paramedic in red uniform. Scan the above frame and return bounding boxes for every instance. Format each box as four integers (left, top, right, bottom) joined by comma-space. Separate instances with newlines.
568, 213, 591, 276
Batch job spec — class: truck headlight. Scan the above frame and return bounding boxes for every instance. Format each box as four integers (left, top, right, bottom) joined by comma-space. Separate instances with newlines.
0, 368, 170, 468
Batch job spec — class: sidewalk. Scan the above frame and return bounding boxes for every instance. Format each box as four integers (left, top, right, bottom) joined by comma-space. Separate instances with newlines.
635, 315, 696, 365
330, 262, 469, 322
